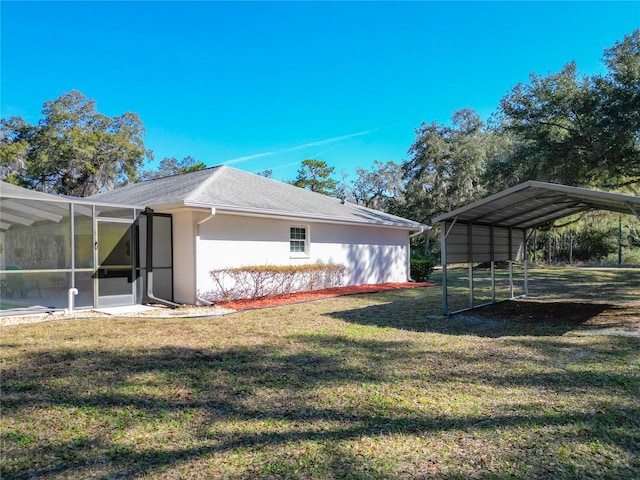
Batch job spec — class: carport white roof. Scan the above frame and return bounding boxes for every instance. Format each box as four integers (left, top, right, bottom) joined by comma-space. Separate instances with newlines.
432, 181, 640, 230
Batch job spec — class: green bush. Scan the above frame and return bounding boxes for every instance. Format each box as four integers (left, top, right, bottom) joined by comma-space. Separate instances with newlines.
572, 229, 616, 261
410, 258, 435, 282
605, 247, 640, 265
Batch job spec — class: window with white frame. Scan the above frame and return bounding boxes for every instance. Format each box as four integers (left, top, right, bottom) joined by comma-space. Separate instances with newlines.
290, 225, 309, 255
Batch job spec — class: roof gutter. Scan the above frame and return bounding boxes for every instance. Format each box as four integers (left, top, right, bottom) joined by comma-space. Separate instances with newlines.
409, 226, 430, 238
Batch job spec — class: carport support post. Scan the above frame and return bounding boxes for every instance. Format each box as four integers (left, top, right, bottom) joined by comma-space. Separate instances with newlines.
569, 230, 573, 264
490, 225, 496, 303
509, 261, 514, 298
441, 222, 449, 315
524, 229, 534, 297
468, 223, 474, 309
491, 262, 496, 302
618, 216, 622, 267
509, 228, 514, 298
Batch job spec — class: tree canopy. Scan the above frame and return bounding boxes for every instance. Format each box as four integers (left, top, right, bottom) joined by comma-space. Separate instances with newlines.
490, 30, 640, 192
138, 156, 206, 181
401, 108, 487, 223
291, 159, 339, 196
1, 90, 152, 196
350, 160, 404, 210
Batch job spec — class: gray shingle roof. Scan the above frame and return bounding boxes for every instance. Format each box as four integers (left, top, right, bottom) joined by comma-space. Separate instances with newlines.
91, 165, 425, 230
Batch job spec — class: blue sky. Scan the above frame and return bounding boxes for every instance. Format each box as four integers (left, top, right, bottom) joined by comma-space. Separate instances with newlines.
1, 1, 638, 183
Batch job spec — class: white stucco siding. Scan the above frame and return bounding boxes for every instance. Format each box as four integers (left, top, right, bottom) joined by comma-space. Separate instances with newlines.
171, 211, 198, 304
195, 213, 410, 296
310, 222, 409, 285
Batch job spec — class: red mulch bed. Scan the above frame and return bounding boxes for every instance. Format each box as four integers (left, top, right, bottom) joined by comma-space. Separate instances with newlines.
216, 282, 435, 311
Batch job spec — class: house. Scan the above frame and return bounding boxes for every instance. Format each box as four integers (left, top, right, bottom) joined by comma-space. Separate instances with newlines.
0, 166, 426, 315
92, 165, 427, 305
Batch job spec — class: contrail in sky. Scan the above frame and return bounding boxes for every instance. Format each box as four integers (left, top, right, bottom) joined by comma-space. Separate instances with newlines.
225, 128, 378, 165
252, 146, 340, 175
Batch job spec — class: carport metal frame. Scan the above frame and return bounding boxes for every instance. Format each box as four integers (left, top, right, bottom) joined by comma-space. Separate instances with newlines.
433, 181, 640, 315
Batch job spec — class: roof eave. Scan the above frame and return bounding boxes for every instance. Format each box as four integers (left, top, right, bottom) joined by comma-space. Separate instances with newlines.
161, 201, 426, 230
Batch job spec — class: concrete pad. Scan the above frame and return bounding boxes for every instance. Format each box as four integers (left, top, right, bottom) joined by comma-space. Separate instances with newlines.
92, 305, 162, 315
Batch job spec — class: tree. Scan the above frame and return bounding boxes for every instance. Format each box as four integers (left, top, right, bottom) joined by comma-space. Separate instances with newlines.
497, 62, 603, 186
350, 160, 404, 210
291, 159, 338, 196
494, 30, 640, 191
402, 108, 487, 223
0, 116, 29, 185
0, 90, 152, 196
138, 156, 206, 181
481, 123, 527, 194
592, 29, 640, 190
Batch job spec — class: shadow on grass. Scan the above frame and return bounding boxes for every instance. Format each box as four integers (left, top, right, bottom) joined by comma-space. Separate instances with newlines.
3, 330, 640, 479
12, 406, 639, 480
325, 292, 625, 337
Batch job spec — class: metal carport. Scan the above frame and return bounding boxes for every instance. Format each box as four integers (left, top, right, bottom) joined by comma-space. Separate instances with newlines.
432, 181, 640, 315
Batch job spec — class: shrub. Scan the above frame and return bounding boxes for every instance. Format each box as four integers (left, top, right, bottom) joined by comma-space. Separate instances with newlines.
202, 263, 346, 302
410, 258, 435, 282
572, 229, 616, 261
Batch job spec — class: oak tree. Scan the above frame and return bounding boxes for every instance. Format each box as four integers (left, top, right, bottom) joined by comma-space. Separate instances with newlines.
138, 156, 206, 181
1, 90, 152, 196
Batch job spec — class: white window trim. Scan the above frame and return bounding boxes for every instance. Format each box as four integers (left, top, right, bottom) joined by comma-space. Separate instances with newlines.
289, 224, 310, 258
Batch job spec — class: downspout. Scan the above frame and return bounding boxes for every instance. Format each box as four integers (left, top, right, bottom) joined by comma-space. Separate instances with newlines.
407, 227, 428, 282
195, 208, 216, 305
145, 207, 180, 308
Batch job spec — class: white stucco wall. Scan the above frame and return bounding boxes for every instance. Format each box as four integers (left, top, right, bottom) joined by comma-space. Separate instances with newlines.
171, 211, 198, 304
194, 213, 411, 298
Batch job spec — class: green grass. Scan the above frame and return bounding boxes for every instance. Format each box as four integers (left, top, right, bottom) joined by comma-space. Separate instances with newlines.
1, 268, 639, 479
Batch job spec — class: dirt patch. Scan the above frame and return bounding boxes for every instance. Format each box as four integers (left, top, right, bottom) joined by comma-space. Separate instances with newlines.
216, 282, 435, 311
470, 298, 640, 331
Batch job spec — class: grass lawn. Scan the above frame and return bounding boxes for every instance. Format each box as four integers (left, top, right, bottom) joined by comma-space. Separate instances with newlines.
1, 267, 639, 479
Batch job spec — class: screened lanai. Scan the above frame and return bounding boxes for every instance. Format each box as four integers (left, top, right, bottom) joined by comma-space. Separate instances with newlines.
0, 182, 173, 316
432, 181, 640, 315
